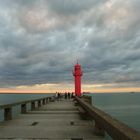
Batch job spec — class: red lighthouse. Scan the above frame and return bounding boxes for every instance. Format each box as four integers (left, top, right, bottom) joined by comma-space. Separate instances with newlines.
73, 62, 83, 97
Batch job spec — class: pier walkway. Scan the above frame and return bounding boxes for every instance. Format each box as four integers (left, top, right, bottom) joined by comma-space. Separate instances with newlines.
0, 99, 104, 140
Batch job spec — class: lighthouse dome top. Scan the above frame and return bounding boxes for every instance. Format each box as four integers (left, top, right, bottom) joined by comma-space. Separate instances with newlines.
75, 62, 81, 67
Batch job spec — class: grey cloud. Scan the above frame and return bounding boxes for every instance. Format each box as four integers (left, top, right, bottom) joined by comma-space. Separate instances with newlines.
47, 0, 104, 15
0, 0, 140, 89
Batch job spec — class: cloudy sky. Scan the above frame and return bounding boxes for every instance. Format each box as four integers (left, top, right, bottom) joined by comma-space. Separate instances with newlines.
0, 0, 140, 93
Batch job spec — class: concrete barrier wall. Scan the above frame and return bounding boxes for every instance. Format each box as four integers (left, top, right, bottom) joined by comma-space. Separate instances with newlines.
0, 96, 54, 121
76, 96, 140, 140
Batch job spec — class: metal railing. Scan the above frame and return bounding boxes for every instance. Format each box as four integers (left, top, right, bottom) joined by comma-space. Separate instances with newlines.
75, 96, 140, 140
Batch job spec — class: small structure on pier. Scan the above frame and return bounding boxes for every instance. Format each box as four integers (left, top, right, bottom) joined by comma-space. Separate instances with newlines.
73, 62, 83, 97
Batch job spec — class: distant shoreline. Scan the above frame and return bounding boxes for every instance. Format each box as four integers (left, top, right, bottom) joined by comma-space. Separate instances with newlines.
0, 93, 54, 94
0, 92, 139, 94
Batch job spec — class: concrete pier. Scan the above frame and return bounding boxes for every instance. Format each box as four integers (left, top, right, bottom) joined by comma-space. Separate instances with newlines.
0, 99, 104, 140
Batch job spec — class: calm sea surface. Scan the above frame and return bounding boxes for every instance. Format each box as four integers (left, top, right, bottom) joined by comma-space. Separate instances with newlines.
91, 93, 140, 132
0, 93, 140, 139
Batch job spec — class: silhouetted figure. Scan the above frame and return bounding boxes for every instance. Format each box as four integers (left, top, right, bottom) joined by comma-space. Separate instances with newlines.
64, 92, 67, 99
71, 92, 74, 98
59, 93, 62, 100
57, 93, 61, 101
68, 92, 70, 99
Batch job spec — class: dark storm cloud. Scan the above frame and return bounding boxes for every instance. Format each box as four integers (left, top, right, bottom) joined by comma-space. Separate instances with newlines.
0, 0, 140, 88
47, 0, 104, 15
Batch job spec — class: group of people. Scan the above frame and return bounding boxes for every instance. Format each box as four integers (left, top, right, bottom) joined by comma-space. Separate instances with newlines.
55, 92, 75, 100
64, 92, 74, 99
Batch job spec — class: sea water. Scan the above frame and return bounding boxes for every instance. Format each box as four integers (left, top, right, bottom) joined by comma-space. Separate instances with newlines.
91, 93, 140, 140
0, 93, 140, 139
91, 93, 140, 131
